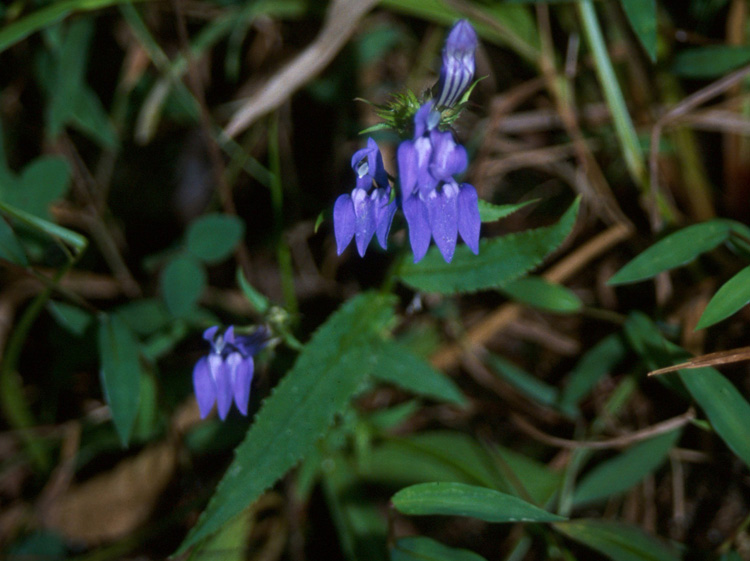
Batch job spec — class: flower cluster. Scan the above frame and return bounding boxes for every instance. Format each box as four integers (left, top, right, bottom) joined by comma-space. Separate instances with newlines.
333, 19, 481, 263
193, 325, 268, 420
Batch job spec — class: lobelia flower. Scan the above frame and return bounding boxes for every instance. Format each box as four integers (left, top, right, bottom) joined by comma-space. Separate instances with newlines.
434, 19, 478, 109
397, 101, 480, 263
333, 138, 397, 257
193, 325, 268, 420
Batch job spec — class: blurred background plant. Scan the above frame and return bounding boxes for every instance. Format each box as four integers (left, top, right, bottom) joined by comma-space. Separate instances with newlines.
1, 0, 750, 560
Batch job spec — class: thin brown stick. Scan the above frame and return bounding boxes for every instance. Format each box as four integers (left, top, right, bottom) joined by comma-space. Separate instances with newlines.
649, 345, 750, 376
511, 408, 696, 450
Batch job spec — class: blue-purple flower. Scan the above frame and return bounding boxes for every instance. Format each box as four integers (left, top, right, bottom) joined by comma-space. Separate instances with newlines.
333, 138, 397, 257
398, 102, 480, 263
434, 19, 478, 109
193, 325, 267, 420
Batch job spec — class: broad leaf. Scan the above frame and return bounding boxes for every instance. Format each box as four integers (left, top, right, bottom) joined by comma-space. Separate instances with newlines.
0, 216, 28, 265
399, 198, 579, 293
161, 254, 206, 318
609, 220, 732, 285
391, 536, 488, 561
673, 46, 750, 79
187, 214, 245, 265
177, 292, 396, 552
554, 519, 681, 561
478, 199, 535, 223
501, 276, 582, 313
392, 482, 565, 523
696, 265, 750, 329
97, 314, 143, 446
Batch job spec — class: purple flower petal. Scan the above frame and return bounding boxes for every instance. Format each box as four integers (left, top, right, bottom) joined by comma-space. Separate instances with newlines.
192, 356, 216, 419
227, 352, 254, 416
435, 20, 477, 108
374, 189, 397, 249
425, 183, 459, 262
429, 130, 467, 180
457, 183, 480, 254
210, 354, 233, 420
413, 101, 439, 137
333, 194, 356, 255
397, 140, 418, 200
352, 188, 377, 257
403, 195, 432, 263
202, 325, 219, 342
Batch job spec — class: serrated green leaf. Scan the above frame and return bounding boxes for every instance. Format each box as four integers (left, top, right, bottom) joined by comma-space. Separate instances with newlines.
673, 46, 750, 79
554, 519, 681, 561
399, 198, 579, 294
478, 199, 536, 222
161, 254, 206, 318
620, 0, 656, 62
97, 314, 142, 446
0, 216, 28, 265
501, 276, 582, 313
572, 429, 681, 507
696, 265, 750, 329
177, 292, 396, 553
391, 536, 488, 561
371, 341, 466, 405
187, 213, 245, 265
392, 482, 565, 523
608, 220, 732, 285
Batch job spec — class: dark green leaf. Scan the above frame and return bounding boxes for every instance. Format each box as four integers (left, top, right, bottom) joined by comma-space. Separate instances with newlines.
478, 199, 536, 223
177, 293, 396, 552
392, 482, 565, 523
486, 354, 560, 409
187, 214, 245, 264
673, 46, 750, 79
115, 299, 172, 337
2, 157, 71, 220
0, 216, 28, 265
97, 314, 142, 446
608, 220, 732, 285
399, 198, 579, 294
237, 267, 270, 314
161, 254, 206, 318
372, 341, 466, 405
620, 0, 657, 62
696, 265, 750, 329
501, 276, 582, 313
554, 519, 681, 561
71, 86, 118, 149
47, 301, 91, 336
391, 536, 488, 561
572, 429, 681, 507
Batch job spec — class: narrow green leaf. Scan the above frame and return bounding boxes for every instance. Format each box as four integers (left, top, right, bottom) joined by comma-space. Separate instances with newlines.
0, 216, 28, 265
48, 18, 94, 139
47, 301, 91, 336
372, 341, 466, 405
620, 0, 657, 62
399, 198, 579, 294
161, 254, 206, 318
673, 46, 750, 79
236, 267, 270, 314
608, 220, 732, 285
71, 86, 119, 149
501, 276, 582, 313
478, 199, 536, 223
0, 199, 87, 255
97, 314, 142, 446
391, 536, 488, 561
392, 482, 566, 523
696, 265, 750, 329
572, 429, 681, 507
187, 214, 245, 264
177, 293, 396, 552
485, 354, 560, 409
554, 519, 681, 561
558, 334, 627, 414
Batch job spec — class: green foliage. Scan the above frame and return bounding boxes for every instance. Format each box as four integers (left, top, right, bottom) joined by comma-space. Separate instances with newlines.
392, 482, 566, 523
97, 313, 143, 446
187, 214, 245, 264
673, 46, 750, 78
391, 536, 489, 561
399, 198, 579, 293
500, 276, 582, 313
620, 0, 657, 62
178, 292, 396, 552
478, 199, 536, 222
696, 265, 750, 329
554, 519, 681, 561
0, 157, 70, 220
161, 254, 206, 318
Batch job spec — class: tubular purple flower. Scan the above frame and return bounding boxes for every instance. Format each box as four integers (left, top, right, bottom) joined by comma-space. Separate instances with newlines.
398, 101, 480, 263
333, 138, 397, 257
193, 325, 268, 420
434, 19, 478, 109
